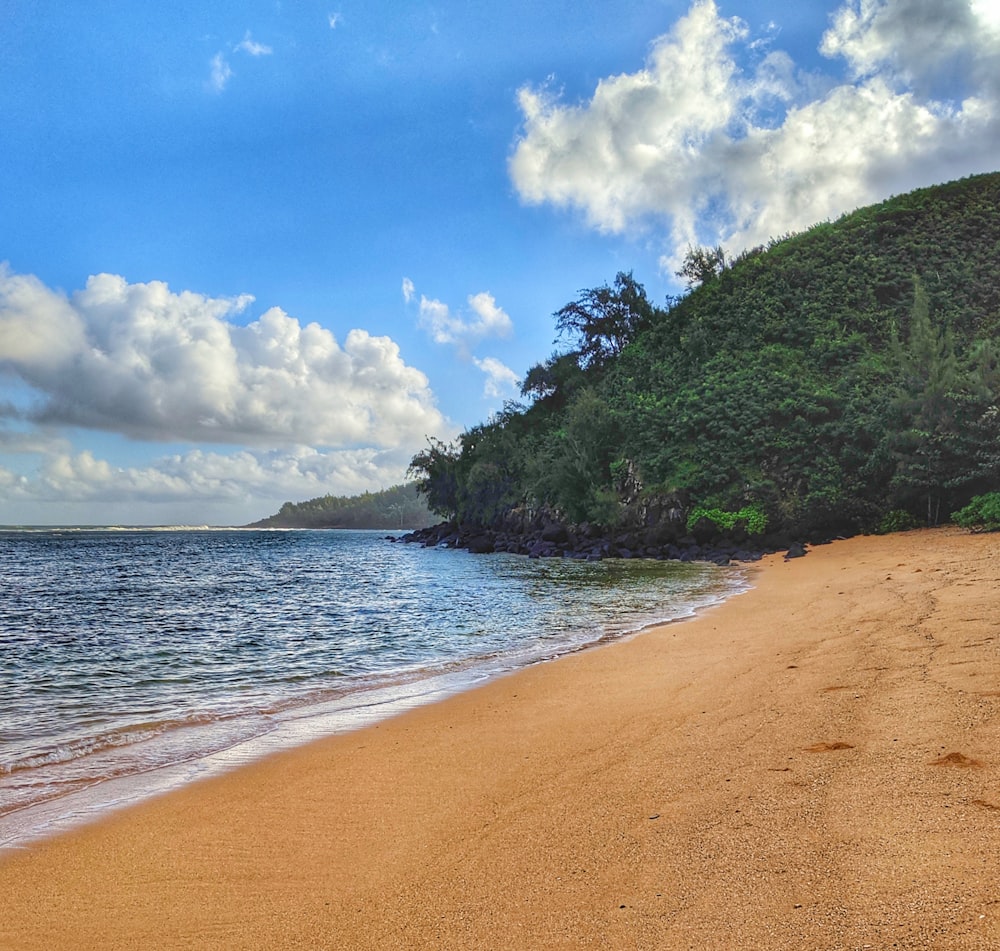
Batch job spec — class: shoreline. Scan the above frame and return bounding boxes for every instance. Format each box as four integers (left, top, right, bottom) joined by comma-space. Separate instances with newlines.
2, 527, 999, 949
1, 552, 745, 853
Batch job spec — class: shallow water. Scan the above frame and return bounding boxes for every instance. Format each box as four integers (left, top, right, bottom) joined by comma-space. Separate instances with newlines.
0, 528, 747, 849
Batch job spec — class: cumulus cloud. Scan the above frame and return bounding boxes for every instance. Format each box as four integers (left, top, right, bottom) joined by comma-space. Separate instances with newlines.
401, 276, 415, 303
0, 265, 449, 450
473, 357, 520, 399
509, 0, 1000, 272
415, 289, 513, 354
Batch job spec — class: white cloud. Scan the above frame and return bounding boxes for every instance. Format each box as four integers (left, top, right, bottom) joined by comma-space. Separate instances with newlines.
5, 445, 413, 506
473, 357, 520, 399
0, 442, 426, 524
328, 12, 342, 29
509, 0, 1000, 273
0, 426, 70, 456
0, 464, 25, 493
209, 31, 272, 93
404, 282, 517, 403
819, 0, 993, 89
235, 31, 273, 57
415, 289, 513, 354
0, 268, 87, 367
467, 292, 514, 339
971, 0, 1000, 31
208, 52, 232, 92
0, 265, 450, 450
417, 297, 453, 345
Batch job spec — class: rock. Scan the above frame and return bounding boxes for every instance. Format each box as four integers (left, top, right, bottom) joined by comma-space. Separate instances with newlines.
464, 533, 496, 554
540, 521, 568, 543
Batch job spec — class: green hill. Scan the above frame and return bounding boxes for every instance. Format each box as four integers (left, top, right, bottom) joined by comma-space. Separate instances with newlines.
249, 483, 433, 530
410, 172, 1000, 543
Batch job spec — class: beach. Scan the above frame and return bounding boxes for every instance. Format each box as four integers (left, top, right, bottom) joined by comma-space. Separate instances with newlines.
1, 526, 998, 949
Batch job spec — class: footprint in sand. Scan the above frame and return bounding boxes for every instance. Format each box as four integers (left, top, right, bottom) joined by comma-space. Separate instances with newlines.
930, 751, 983, 768
971, 799, 1000, 811
803, 742, 855, 752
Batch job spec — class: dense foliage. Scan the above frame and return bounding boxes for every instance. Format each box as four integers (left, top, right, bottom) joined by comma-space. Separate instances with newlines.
410, 173, 1000, 542
952, 492, 1000, 532
249, 484, 432, 530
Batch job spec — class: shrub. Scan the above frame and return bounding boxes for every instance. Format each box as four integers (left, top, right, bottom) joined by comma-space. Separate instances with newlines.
952, 492, 1000, 532
875, 509, 919, 534
686, 503, 768, 536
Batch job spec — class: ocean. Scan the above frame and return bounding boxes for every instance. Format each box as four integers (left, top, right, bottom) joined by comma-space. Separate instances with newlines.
0, 527, 747, 850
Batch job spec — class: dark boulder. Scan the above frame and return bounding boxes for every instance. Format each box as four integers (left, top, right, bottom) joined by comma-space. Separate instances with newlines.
464, 533, 496, 554
540, 522, 568, 544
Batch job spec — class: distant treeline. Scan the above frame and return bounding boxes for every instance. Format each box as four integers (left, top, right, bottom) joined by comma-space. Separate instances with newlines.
248, 484, 433, 530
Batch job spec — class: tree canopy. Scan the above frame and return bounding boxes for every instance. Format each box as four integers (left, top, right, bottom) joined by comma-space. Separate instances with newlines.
248, 483, 432, 530
552, 271, 653, 369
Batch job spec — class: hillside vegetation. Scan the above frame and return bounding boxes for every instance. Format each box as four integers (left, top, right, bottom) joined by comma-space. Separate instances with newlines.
249, 483, 432, 530
409, 173, 1000, 548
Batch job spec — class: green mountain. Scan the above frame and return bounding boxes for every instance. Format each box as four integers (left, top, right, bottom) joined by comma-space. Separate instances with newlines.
249, 483, 433, 530
410, 172, 1000, 544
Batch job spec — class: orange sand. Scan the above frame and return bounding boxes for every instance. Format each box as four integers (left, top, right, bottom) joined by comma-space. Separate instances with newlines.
2, 527, 999, 949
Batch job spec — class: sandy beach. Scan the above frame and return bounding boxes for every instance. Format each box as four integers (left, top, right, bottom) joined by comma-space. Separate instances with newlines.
1, 526, 998, 949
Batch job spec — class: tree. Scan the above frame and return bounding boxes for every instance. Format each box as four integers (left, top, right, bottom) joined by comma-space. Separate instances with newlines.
454, 416, 526, 525
890, 277, 964, 524
554, 271, 653, 369
407, 439, 463, 520
520, 351, 586, 405
676, 245, 727, 289
531, 387, 623, 525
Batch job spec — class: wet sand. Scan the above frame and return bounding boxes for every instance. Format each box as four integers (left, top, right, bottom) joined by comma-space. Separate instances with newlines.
2, 527, 998, 949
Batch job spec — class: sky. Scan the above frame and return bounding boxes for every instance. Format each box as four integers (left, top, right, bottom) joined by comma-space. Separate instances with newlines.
2, 0, 999, 525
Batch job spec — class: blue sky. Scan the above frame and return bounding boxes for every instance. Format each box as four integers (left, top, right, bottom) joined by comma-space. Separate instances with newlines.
2, 0, 999, 525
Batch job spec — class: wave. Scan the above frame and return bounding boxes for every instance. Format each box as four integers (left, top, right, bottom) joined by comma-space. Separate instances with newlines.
0, 713, 244, 777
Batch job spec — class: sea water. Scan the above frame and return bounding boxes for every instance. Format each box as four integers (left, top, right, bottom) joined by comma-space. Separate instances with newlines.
0, 528, 747, 850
